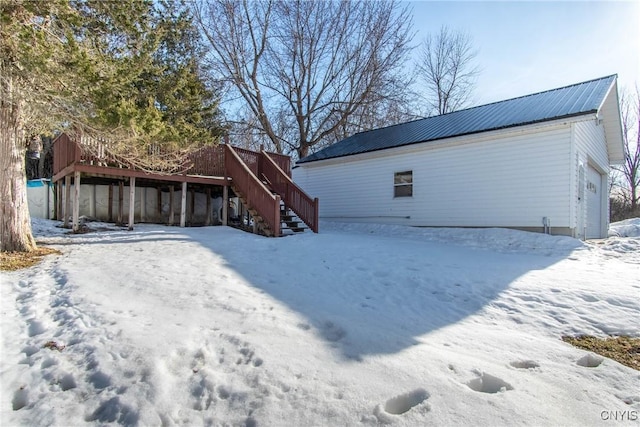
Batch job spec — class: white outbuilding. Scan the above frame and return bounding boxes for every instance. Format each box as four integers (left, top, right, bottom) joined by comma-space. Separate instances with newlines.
293, 75, 624, 239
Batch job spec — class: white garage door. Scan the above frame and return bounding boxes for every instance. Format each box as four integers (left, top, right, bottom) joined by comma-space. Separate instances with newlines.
586, 166, 602, 239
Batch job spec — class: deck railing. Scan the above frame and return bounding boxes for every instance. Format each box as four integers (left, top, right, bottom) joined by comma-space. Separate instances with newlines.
78, 134, 119, 166
186, 145, 225, 177
225, 145, 281, 236
53, 134, 228, 177
52, 133, 81, 174
54, 133, 293, 180
261, 151, 319, 233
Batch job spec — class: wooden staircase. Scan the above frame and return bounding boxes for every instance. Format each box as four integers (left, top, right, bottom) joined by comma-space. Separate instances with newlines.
231, 185, 278, 237
231, 188, 308, 237
225, 145, 318, 237
280, 204, 307, 235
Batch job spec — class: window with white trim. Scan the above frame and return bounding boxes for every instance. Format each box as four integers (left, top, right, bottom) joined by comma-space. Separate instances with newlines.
394, 170, 413, 197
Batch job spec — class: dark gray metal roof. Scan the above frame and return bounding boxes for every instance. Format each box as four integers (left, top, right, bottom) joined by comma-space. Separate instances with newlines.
298, 75, 617, 164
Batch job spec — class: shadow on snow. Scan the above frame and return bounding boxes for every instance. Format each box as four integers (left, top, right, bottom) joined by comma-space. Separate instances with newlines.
188, 226, 576, 360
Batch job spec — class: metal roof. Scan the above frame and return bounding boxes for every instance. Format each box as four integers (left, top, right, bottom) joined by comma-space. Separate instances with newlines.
298, 75, 618, 164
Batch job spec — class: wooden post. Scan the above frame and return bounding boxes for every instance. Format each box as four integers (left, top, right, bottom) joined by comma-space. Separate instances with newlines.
56, 181, 62, 221
128, 176, 136, 230
222, 185, 228, 226
64, 175, 71, 228
180, 181, 187, 227
205, 187, 212, 226
118, 181, 124, 226
72, 171, 80, 232
274, 194, 281, 236
169, 185, 174, 225
108, 184, 113, 223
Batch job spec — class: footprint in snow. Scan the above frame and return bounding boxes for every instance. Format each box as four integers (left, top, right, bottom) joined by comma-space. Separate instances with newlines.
373, 388, 430, 423
191, 376, 215, 411
510, 360, 540, 370
466, 372, 513, 394
88, 370, 111, 390
321, 321, 347, 342
296, 323, 311, 331
27, 319, 47, 337
85, 396, 137, 424
12, 387, 29, 411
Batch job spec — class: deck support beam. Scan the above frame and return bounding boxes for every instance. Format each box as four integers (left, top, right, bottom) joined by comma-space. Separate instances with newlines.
72, 171, 80, 232
55, 181, 61, 220
128, 176, 136, 230
64, 175, 71, 228
180, 181, 187, 227
222, 185, 228, 226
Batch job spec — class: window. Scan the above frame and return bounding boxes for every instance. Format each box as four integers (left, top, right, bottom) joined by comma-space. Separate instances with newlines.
394, 171, 413, 197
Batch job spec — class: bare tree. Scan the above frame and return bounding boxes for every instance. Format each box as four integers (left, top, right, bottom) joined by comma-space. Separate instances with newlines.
418, 25, 479, 116
195, 0, 414, 159
612, 85, 640, 216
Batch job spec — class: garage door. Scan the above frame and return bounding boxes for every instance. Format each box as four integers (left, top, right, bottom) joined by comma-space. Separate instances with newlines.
586, 166, 602, 239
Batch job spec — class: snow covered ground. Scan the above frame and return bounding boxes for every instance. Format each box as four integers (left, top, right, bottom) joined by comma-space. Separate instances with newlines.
1, 219, 639, 426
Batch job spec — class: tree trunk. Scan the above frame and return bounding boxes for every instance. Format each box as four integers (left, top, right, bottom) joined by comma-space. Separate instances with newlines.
297, 142, 310, 160
1, 70, 36, 252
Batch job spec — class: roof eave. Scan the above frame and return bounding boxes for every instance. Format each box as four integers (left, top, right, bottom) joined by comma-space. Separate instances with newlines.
596, 78, 625, 164
297, 112, 598, 165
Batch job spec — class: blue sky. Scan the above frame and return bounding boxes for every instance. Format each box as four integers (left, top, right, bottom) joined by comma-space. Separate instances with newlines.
409, 1, 640, 105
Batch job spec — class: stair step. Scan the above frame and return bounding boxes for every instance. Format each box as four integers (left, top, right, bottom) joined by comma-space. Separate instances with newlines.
281, 221, 307, 230
281, 225, 306, 233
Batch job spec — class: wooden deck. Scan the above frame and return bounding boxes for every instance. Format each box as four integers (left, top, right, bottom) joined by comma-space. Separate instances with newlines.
51, 133, 317, 236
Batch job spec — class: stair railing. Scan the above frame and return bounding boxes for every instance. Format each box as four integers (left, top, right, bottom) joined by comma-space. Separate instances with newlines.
261, 151, 319, 233
225, 145, 281, 236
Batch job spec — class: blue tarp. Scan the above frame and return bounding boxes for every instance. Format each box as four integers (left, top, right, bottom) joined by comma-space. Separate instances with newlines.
27, 179, 51, 188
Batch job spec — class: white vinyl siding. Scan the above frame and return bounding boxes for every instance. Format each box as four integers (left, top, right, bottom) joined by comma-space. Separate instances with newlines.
573, 120, 609, 172
294, 124, 573, 228
572, 119, 610, 238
